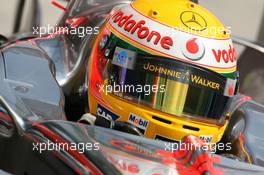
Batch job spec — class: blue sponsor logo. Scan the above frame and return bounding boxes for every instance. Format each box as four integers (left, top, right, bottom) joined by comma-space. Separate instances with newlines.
128, 113, 149, 130
112, 47, 136, 69
116, 51, 131, 65
96, 105, 119, 121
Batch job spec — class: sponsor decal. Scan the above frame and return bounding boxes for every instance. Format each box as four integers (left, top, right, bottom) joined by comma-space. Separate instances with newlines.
106, 152, 174, 174
128, 113, 149, 131
111, 11, 173, 50
199, 135, 213, 143
112, 47, 136, 69
191, 75, 220, 90
108, 5, 236, 73
181, 38, 205, 61
96, 104, 119, 121
224, 78, 237, 97
143, 62, 221, 91
107, 155, 140, 174
212, 45, 237, 64
180, 11, 207, 31
143, 63, 183, 79
111, 140, 159, 159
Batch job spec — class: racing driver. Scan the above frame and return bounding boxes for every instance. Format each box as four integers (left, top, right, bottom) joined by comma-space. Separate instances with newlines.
82, 0, 238, 144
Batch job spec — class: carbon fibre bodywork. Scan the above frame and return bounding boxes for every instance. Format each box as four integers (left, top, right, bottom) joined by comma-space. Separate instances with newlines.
0, 0, 264, 175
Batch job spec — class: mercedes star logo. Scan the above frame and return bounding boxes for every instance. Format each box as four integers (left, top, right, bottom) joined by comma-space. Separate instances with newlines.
180, 11, 207, 31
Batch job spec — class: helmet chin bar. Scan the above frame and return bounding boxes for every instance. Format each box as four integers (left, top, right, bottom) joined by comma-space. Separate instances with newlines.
79, 113, 143, 137
94, 115, 143, 137
113, 121, 144, 137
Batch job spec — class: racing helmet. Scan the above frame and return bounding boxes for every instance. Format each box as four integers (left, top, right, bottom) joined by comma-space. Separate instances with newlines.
87, 0, 238, 143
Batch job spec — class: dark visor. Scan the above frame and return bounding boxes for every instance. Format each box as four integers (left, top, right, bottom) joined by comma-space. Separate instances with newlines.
102, 45, 237, 121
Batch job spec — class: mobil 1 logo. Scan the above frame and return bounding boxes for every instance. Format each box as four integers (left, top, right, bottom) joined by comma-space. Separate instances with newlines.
128, 113, 149, 134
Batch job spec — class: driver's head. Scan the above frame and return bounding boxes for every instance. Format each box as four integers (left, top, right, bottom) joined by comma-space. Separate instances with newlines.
87, 0, 238, 143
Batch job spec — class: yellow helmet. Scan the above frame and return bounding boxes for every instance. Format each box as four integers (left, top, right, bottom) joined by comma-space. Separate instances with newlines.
87, 0, 238, 143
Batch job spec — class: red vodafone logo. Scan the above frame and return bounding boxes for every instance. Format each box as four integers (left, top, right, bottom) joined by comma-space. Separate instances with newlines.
212, 45, 236, 63
111, 11, 174, 50
181, 38, 205, 61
